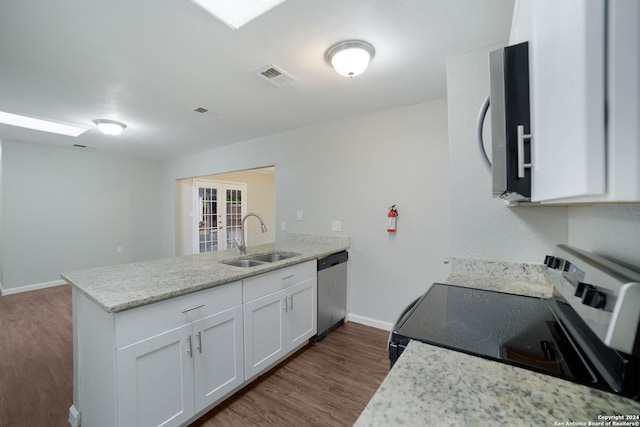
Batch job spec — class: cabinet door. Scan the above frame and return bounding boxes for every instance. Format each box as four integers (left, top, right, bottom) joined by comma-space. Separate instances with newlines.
192, 305, 244, 411
243, 290, 287, 379
117, 324, 194, 427
530, 0, 606, 201
287, 278, 317, 350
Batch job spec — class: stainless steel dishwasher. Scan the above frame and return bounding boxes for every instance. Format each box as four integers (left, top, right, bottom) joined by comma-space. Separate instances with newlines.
314, 250, 348, 340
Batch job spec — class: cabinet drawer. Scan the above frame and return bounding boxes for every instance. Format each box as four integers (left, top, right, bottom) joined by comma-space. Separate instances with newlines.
115, 281, 242, 348
243, 260, 316, 303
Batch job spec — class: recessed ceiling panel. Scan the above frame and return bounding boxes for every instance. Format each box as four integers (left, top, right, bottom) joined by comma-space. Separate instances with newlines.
189, 0, 285, 29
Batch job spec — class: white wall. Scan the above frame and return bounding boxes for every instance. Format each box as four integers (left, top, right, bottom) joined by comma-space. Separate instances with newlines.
161, 100, 451, 327
446, 44, 569, 263
2, 141, 163, 291
568, 205, 640, 270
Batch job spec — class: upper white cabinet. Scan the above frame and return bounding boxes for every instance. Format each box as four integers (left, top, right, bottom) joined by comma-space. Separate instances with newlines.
510, 0, 640, 203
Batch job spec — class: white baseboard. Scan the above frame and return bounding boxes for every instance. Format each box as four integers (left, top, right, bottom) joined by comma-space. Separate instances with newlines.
69, 405, 81, 427
1, 279, 66, 296
347, 313, 393, 331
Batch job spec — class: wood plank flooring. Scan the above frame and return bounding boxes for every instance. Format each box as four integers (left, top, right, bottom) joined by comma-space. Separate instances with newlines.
191, 322, 390, 427
0, 285, 73, 427
0, 285, 390, 427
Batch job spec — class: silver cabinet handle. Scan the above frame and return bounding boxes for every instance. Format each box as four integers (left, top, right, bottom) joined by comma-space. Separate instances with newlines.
187, 335, 193, 358
517, 125, 532, 178
283, 298, 288, 313
196, 332, 202, 353
182, 304, 205, 314
282, 274, 295, 281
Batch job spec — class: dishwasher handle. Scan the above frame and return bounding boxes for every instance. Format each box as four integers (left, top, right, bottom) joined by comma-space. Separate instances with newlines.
317, 251, 349, 271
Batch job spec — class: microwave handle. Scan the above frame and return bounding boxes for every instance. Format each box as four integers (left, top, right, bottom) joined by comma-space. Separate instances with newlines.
476, 95, 492, 172
516, 125, 533, 178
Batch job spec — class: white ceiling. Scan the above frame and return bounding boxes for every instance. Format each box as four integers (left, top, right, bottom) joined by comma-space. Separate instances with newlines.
0, 0, 514, 160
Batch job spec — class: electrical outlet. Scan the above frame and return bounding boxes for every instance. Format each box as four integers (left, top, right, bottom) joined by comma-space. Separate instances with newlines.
296, 210, 303, 221
281, 222, 286, 231
116, 246, 123, 253
332, 220, 342, 232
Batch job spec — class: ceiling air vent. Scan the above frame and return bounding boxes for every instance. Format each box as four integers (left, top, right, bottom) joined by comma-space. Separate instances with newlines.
257, 64, 295, 87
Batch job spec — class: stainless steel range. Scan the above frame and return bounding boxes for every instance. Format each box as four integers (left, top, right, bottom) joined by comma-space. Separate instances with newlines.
389, 245, 640, 400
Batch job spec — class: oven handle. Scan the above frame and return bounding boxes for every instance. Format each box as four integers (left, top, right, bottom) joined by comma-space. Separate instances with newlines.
548, 302, 602, 388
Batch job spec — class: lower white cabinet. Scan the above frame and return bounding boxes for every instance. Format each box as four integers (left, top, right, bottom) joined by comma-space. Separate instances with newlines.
116, 305, 244, 427
117, 324, 195, 427
72, 260, 318, 427
243, 261, 317, 379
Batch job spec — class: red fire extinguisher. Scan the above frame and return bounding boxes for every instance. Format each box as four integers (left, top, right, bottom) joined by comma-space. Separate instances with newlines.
387, 205, 398, 232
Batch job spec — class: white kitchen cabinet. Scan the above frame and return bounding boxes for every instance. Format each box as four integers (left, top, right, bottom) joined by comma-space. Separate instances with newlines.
243, 261, 317, 379
72, 260, 319, 427
193, 306, 244, 411
73, 281, 243, 427
529, 0, 606, 202
116, 304, 244, 427
509, 0, 640, 203
117, 324, 195, 427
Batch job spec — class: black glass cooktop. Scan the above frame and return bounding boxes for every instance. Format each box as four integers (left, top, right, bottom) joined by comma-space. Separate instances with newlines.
392, 284, 595, 383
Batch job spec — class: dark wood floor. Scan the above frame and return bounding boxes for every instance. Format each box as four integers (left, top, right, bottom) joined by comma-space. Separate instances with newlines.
0, 285, 73, 427
0, 285, 390, 427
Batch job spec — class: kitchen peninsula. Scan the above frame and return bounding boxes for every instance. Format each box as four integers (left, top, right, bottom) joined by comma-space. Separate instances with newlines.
63, 233, 348, 427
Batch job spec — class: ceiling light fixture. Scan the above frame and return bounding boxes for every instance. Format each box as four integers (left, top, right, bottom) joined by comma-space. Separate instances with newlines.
325, 40, 376, 78
190, 0, 285, 30
0, 110, 89, 137
93, 119, 127, 136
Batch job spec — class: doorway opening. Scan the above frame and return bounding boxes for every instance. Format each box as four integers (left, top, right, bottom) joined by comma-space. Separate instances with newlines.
176, 167, 275, 256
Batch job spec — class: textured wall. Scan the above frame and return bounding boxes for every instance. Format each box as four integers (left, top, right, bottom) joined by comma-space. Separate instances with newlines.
2, 141, 162, 290
161, 100, 451, 327
568, 205, 640, 270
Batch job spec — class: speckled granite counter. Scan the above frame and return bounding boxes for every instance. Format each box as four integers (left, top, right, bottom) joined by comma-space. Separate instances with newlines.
62, 233, 348, 313
355, 341, 640, 426
445, 257, 554, 298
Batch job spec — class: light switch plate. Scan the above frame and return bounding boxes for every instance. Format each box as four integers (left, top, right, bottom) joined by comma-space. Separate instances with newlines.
296, 210, 303, 221
332, 220, 342, 232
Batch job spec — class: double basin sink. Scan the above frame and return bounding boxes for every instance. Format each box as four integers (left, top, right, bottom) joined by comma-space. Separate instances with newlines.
221, 251, 301, 268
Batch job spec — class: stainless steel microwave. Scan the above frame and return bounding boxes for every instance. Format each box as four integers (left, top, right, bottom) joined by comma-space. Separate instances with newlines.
489, 42, 531, 202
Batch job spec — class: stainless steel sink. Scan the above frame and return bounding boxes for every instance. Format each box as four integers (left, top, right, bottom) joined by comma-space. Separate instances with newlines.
250, 252, 300, 263
221, 259, 267, 268
220, 251, 300, 267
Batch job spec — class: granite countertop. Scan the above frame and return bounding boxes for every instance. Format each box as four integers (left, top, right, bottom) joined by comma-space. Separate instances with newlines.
444, 257, 554, 298
62, 233, 349, 313
355, 341, 640, 426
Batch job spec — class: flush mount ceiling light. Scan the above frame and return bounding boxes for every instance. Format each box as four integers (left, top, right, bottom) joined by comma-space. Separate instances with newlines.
93, 119, 127, 136
190, 0, 285, 30
0, 110, 89, 137
325, 40, 376, 78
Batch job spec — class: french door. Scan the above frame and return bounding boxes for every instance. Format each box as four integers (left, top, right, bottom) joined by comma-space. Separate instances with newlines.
193, 180, 247, 253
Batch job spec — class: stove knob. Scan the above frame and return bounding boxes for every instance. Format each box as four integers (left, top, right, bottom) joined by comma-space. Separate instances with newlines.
574, 282, 594, 298
544, 255, 560, 269
582, 288, 606, 309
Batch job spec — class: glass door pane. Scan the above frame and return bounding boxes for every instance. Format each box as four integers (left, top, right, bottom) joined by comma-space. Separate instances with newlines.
198, 187, 219, 253
225, 188, 243, 250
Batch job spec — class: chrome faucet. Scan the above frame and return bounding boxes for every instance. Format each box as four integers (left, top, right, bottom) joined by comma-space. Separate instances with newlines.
235, 212, 268, 255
